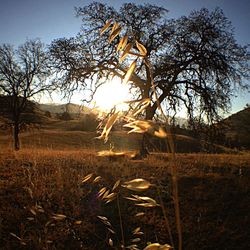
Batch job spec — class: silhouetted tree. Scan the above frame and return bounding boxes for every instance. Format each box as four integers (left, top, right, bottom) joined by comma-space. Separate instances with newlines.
60, 111, 72, 121
44, 110, 52, 118
0, 39, 52, 150
50, 2, 249, 125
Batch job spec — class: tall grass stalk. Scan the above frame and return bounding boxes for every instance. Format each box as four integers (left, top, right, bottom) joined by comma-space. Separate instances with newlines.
98, 20, 182, 249
146, 58, 182, 250
117, 194, 125, 250
156, 183, 174, 248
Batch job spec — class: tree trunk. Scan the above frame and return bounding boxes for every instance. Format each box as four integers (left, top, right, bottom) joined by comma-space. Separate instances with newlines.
13, 120, 20, 151
139, 105, 155, 157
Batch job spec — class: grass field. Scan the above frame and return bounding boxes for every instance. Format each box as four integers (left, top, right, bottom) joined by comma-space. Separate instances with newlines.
0, 129, 250, 249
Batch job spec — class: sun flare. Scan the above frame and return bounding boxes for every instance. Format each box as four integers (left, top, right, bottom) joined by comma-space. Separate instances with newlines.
93, 77, 131, 111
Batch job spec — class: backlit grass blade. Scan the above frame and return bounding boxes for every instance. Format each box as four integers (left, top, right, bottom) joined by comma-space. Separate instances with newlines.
123, 60, 137, 84
100, 20, 112, 35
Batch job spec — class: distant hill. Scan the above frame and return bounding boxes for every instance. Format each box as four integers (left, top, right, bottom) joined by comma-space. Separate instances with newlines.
0, 96, 60, 126
219, 107, 250, 149
0, 96, 99, 133
38, 103, 93, 115
0, 95, 35, 115
1, 95, 249, 151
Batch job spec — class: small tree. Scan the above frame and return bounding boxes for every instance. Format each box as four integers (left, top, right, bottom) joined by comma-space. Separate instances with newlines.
0, 39, 52, 150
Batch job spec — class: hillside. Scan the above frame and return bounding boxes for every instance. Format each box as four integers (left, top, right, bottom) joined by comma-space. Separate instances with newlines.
0, 96, 54, 125
38, 103, 93, 115
219, 107, 250, 149
1, 96, 249, 152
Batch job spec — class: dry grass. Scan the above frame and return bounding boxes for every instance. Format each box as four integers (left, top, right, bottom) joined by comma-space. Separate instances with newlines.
0, 146, 249, 249
0, 129, 141, 151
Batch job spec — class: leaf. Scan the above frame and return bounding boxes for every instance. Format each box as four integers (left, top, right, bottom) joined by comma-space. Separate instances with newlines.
74, 220, 82, 225
30, 208, 37, 216
45, 220, 53, 227
144, 243, 161, 250
124, 119, 167, 138
127, 244, 139, 250
131, 98, 151, 117
105, 192, 117, 203
102, 190, 110, 199
123, 178, 151, 192
117, 35, 128, 52
110, 21, 119, 34
125, 196, 139, 201
124, 120, 153, 135
51, 214, 67, 221
109, 26, 122, 43
132, 238, 141, 243
82, 173, 93, 183
25, 187, 33, 198
103, 220, 112, 227
97, 215, 109, 221
100, 20, 112, 35
27, 217, 35, 221
135, 203, 158, 208
96, 112, 119, 143
105, 192, 116, 199
108, 227, 116, 234
97, 215, 112, 227
127, 195, 159, 207
123, 60, 137, 84
112, 180, 120, 191
153, 127, 167, 138
37, 207, 45, 213
10, 232, 22, 241
93, 176, 101, 183
108, 238, 113, 247
133, 195, 158, 203
119, 43, 133, 62
133, 227, 141, 234
159, 244, 173, 250
135, 231, 144, 236
98, 187, 107, 197
135, 212, 145, 217
125, 98, 150, 105
97, 150, 125, 157
134, 196, 159, 207
143, 243, 172, 250
136, 41, 147, 56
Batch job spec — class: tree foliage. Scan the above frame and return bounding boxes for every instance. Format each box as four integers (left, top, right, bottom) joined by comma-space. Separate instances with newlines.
0, 39, 52, 150
50, 2, 249, 123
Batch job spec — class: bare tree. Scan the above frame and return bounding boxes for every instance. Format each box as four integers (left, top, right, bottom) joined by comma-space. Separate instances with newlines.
0, 39, 52, 150
49, 2, 249, 125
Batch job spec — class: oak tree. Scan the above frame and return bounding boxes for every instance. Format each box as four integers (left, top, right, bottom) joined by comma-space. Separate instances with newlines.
0, 39, 51, 150
50, 2, 249, 124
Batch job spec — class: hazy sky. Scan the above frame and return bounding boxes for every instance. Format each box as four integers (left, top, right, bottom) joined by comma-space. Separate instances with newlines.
0, 0, 249, 113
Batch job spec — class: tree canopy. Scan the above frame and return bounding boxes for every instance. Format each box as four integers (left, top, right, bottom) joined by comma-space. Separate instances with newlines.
50, 2, 250, 123
0, 39, 52, 149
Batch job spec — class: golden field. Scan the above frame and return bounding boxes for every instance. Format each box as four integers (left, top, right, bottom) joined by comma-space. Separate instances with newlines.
0, 129, 250, 249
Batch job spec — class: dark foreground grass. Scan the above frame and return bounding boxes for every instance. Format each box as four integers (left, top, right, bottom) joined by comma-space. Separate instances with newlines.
0, 149, 249, 249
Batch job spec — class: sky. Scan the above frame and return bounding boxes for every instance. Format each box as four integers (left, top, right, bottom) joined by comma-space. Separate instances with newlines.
0, 0, 249, 114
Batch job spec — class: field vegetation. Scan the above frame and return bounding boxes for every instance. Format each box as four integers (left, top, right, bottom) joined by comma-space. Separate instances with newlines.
0, 130, 249, 249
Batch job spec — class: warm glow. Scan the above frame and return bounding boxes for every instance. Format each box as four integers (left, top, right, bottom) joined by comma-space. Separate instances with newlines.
92, 77, 131, 111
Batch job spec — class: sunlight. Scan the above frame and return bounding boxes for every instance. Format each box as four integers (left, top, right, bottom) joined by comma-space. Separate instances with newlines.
92, 77, 131, 111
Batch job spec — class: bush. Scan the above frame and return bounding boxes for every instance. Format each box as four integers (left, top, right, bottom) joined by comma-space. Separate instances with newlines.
82, 113, 99, 131
44, 111, 51, 118
59, 112, 72, 121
